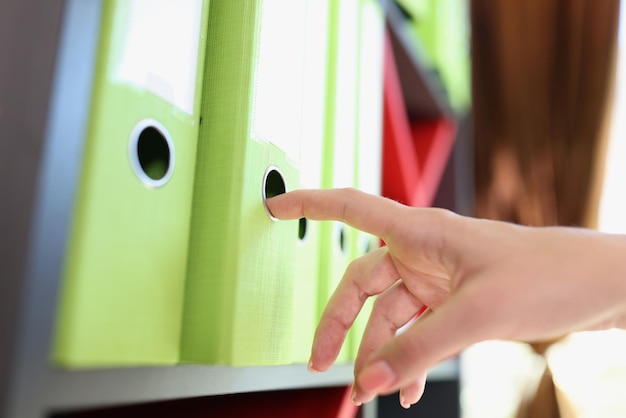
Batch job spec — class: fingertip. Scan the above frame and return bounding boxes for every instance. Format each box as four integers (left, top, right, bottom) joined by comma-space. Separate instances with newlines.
308, 345, 337, 373
350, 385, 362, 406
352, 390, 376, 406
399, 392, 411, 410
399, 377, 426, 409
307, 360, 320, 373
264, 193, 291, 220
357, 360, 398, 394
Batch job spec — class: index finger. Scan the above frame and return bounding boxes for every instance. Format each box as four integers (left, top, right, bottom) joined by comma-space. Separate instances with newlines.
266, 188, 405, 240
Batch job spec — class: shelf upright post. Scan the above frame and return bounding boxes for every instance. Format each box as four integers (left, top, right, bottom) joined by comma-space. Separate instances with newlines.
0, 1, 102, 417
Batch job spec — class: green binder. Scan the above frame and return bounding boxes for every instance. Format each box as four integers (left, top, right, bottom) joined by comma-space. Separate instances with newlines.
53, 0, 210, 367
348, 0, 386, 361
318, 0, 363, 365
290, 0, 332, 365
181, 0, 308, 366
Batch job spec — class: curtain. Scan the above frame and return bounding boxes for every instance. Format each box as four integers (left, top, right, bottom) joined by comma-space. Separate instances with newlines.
471, 1, 620, 416
472, 0, 619, 228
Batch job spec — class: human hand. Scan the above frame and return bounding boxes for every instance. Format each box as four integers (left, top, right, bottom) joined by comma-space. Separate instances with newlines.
266, 188, 626, 408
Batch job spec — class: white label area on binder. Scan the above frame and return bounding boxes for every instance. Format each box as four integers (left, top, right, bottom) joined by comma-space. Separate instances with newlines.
298, 0, 330, 189
114, 0, 203, 115
251, 0, 307, 165
357, 0, 385, 195
332, 0, 360, 189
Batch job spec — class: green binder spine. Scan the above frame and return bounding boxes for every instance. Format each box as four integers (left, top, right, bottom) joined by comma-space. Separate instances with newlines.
318, 0, 363, 365
348, 0, 386, 361
181, 0, 308, 366
290, 0, 332, 364
53, 0, 210, 367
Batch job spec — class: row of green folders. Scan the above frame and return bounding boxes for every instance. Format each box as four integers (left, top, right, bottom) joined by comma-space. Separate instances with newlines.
53, 0, 384, 368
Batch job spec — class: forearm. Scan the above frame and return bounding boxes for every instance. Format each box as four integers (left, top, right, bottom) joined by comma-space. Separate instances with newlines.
490, 222, 626, 333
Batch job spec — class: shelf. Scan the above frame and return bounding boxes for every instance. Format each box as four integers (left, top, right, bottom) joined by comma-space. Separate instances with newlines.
39, 361, 457, 415
52, 385, 358, 418
384, 0, 453, 120
8, 359, 456, 416
28, 364, 354, 415
1, 1, 460, 417
42, 358, 459, 417
381, 21, 457, 208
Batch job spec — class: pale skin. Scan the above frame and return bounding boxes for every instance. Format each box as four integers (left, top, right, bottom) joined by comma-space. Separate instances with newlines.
266, 188, 626, 409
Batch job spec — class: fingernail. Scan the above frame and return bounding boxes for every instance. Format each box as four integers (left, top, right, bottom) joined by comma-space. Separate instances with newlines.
358, 360, 397, 394
354, 391, 376, 406
400, 393, 411, 409
351, 385, 362, 406
307, 359, 320, 373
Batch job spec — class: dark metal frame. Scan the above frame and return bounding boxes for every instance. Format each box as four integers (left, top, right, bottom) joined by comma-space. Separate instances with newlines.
0, 0, 70, 414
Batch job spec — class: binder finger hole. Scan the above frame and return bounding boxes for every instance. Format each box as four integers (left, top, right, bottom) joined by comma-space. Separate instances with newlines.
298, 217, 308, 241
137, 128, 169, 180
262, 166, 286, 220
339, 226, 346, 253
362, 235, 378, 255
334, 223, 347, 255
129, 119, 174, 188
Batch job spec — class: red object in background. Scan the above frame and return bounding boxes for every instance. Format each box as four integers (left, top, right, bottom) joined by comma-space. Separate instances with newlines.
382, 29, 456, 208
411, 118, 456, 207
55, 386, 357, 418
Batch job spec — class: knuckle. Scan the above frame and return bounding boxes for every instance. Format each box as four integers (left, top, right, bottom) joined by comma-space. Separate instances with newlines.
336, 187, 360, 220
343, 259, 370, 303
371, 293, 395, 321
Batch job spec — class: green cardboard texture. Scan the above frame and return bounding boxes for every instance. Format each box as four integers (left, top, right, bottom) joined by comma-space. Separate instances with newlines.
53, 0, 210, 367
348, 0, 385, 361
318, 0, 363, 364
180, 0, 306, 366
290, 0, 332, 364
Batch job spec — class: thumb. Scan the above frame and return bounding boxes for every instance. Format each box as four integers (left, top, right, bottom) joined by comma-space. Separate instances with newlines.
352, 287, 493, 403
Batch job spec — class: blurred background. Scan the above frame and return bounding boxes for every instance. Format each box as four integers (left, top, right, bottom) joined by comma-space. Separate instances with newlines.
462, 1, 626, 417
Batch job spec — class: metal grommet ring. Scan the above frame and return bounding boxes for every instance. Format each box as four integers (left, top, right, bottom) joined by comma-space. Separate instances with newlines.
262, 165, 286, 221
128, 119, 175, 188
